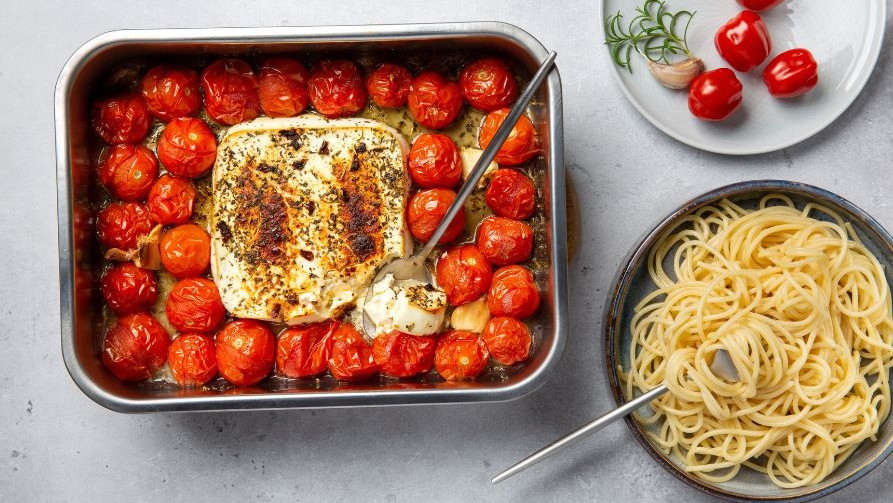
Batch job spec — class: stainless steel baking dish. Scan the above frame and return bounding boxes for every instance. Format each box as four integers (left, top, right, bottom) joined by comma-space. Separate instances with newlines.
55, 22, 567, 412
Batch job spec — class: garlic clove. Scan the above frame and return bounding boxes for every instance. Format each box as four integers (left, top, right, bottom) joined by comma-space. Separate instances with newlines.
450, 297, 491, 333
647, 58, 704, 90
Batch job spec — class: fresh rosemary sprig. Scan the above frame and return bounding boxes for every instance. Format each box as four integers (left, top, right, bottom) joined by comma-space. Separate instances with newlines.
605, 0, 696, 73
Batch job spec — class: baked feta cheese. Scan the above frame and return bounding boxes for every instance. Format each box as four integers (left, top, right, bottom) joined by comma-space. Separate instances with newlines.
364, 273, 446, 337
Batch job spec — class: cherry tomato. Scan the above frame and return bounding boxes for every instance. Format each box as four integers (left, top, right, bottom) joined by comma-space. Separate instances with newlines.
479, 109, 537, 166
97, 202, 153, 251
101, 262, 158, 315
98, 144, 159, 201
366, 63, 412, 109
763, 49, 819, 98
140, 66, 201, 122
487, 265, 540, 319
485, 168, 536, 219
407, 188, 465, 244
372, 331, 437, 378
156, 117, 217, 178
168, 333, 218, 385
715, 11, 772, 72
92, 94, 151, 145
215, 319, 275, 386
146, 174, 196, 225
102, 312, 170, 381
408, 133, 462, 189
476, 216, 533, 266
276, 320, 338, 378
459, 58, 518, 112
436, 244, 493, 306
737, 0, 784, 11
200, 58, 260, 125
160, 224, 211, 278
407, 70, 463, 130
258, 57, 310, 117
165, 278, 225, 333
307, 59, 367, 118
434, 330, 489, 381
328, 323, 378, 381
688, 68, 744, 121
482, 317, 531, 365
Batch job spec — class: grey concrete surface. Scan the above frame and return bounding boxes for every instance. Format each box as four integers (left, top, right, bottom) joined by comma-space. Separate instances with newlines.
1, 1, 891, 502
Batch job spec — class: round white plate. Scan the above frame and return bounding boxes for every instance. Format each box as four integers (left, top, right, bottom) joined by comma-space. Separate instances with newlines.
600, 0, 886, 155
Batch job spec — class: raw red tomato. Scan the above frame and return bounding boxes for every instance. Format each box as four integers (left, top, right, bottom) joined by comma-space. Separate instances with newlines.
101, 262, 158, 315
258, 57, 310, 117
459, 58, 518, 112
408, 133, 462, 189
328, 323, 378, 381
140, 66, 201, 122
366, 63, 412, 109
688, 68, 744, 121
763, 49, 819, 98
434, 330, 489, 381
488, 265, 540, 319
168, 333, 218, 385
307, 59, 367, 118
407, 188, 465, 244
476, 216, 533, 266
146, 174, 196, 225
436, 244, 493, 306
97, 202, 153, 250
92, 94, 151, 144
160, 224, 211, 278
407, 70, 463, 129
485, 168, 536, 219
737, 0, 785, 11
715, 11, 772, 72
215, 319, 275, 386
479, 109, 538, 166
102, 312, 170, 381
98, 144, 159, 201
276, 320, 338, 378
372, 331, 437, 378
156, 117, 217, 178
482, 317, 531, 365
200, 58, 260, 125
165, 278, 225, 333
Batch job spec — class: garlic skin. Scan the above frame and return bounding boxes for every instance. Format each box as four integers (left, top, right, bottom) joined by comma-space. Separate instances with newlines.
647, 58, 704, 90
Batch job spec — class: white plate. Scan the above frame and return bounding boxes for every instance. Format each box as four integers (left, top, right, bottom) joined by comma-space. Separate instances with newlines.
600, 0, 886, 155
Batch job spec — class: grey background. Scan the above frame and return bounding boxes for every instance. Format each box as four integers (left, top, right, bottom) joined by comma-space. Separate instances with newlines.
2, 1, 891, 501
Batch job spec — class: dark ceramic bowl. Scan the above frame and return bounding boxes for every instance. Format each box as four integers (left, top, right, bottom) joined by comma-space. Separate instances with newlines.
604, 180, 893, 502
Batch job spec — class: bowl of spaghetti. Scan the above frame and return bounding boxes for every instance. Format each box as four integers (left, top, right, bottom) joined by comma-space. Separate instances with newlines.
604, 180, 893, 501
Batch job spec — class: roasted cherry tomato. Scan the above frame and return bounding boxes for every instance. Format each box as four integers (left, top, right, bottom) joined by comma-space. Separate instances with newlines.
98, 144, 159, 201
168, 333, 218, 385
307, 59, 368, 118
200, 58, 260, 125
97, 202, 153, 251
160, 224, 211, 278
436, 244, 493, 306
488, 265, 540, 319
763, 49, 819, 98
434, 330, 489, 381
101, 262, 158, 315
407, 70, 463, 130
146, 174, 196, 225
140, 66, 201, 122
366, 63, 412, 109
156, 117, 217, 178
165, 278, 225, 333
408, 133, 462, 189
328, 323, 378, 381
372, 330, 437, 378
215, 319, 275, 386
102, 312, 170, 381
482, 317, 531, 365
258, 57, 310, 117
407, 188, 465, 244
92, 94, 151, 145
736, 0, 784, 11
276, 319, 338, 378
476, 216, 533, 266
479, 109, 538, 166
688, 68, 744, 121
459, 58, 518, 112
715, 11, 772, 72
485, 168, 536, 219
